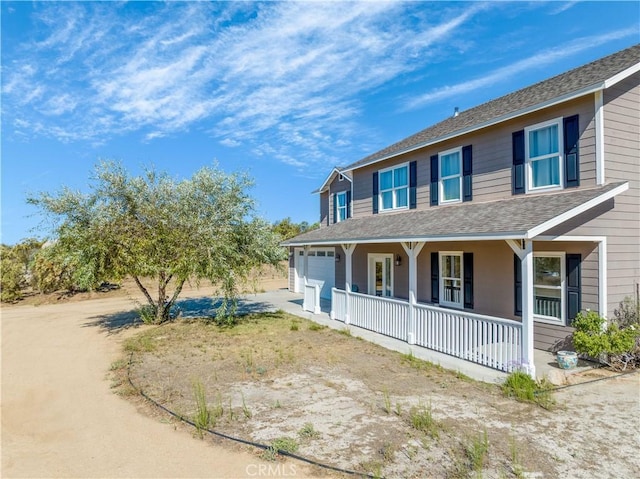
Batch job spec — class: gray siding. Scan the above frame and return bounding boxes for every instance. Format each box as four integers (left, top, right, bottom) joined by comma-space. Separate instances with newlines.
319, 191, 329, 227
335, 248, 346, 290
543, 73, 639, 317
328, 176, 352, 225
351, 96, 596, 217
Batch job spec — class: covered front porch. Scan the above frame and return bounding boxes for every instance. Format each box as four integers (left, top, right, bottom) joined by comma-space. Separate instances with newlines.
289, 184, 625, 377
300, 234, 607, 378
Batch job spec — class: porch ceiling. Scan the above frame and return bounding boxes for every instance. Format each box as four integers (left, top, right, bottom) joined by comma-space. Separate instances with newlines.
283, 182, 628, 246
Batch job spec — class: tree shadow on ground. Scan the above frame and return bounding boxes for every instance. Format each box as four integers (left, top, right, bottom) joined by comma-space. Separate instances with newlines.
83, 296, 277, 334
176, 297, 276, 317
82, 309, 142, 335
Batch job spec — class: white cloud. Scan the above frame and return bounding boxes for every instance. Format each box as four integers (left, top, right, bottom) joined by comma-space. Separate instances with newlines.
405, 27, 639, 110
550, 1, 580, 15
220, 138, 241, 148
6, 1, 633, 172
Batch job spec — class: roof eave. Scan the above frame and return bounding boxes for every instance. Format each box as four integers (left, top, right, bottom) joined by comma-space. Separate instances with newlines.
283, 232, 528, 247
284, 182, 629, 247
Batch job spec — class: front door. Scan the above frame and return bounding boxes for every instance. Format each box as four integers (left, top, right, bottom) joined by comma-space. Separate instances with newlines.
368, 254, 393, 297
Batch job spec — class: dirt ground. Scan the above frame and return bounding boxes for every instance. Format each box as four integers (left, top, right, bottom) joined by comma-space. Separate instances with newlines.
122, 312, 640, 479
2, 273, 639, 479
1, 273, 320, 479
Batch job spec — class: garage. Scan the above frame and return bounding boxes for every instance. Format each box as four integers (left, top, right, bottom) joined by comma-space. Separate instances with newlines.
294, 247, 335, 300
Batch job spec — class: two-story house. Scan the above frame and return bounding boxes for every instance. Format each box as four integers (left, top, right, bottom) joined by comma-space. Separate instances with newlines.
283, 44, 640, 376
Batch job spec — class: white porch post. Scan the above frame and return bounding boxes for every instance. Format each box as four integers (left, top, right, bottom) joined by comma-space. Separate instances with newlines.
598, 238, 608, 319
521, 240, 535, 378
342, 244, 356, 325
506, 239, 536, 377
302, 245, 310, 312
401, 242, 425, 345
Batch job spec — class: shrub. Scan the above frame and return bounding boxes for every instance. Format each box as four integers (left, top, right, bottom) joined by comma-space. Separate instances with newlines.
572, 309, 640, 370
502, 371, 554, 409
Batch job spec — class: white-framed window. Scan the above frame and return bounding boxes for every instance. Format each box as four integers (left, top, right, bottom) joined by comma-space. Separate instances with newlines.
379, 163, 408, 211
533, 252, 565, 324
525, 118, 563, 192
439, 147, 462, 204
368, 254, 394, 297
336, 191, 347, 222
440, 252, 463, 308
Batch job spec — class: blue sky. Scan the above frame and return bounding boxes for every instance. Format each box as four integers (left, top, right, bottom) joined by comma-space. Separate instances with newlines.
1, 1, 638, 245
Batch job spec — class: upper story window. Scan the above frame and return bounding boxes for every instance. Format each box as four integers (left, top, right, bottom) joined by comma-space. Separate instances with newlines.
439, 147, 462, 203
430, 146, 471, 207
336, 191, 347, 222
525, 118, 563, 192
379, 164, 408, 211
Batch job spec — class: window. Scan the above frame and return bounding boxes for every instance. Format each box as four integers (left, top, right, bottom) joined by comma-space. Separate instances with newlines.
440, 252, 463, 308
336, 191, 347, 222
379, 164, 408, 211
526, 118, 563, 191
534, 253, 565, 323
368, 254, 394, 297
439, 148, 462, 203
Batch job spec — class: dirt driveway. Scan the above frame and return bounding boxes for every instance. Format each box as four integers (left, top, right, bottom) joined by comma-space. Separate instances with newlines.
1, 294, 315, 478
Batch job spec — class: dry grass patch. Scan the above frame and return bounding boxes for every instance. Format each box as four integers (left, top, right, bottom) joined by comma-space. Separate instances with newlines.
117, 311, 573, 478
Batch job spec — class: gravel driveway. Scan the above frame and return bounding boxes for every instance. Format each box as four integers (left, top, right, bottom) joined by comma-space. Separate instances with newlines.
1, 295, 315, 478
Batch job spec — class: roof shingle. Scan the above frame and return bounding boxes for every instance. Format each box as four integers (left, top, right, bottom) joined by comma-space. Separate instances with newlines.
345, 44, 640, 171
283, 182, 628, 245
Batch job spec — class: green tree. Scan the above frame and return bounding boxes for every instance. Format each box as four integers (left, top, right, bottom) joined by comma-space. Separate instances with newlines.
0, 238, 44, 302
272, 217, 319, 241
28, 161, 285, 323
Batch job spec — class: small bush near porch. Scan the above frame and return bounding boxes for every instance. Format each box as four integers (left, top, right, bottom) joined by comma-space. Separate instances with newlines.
114, 310, 640, 478
573, 297, 640, 371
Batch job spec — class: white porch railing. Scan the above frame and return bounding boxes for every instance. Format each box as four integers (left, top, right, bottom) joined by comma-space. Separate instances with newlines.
331, 288, 523, 372
303, 283, 321, 314
331, 288, 347, 322
414, 303, 522, 372
349, 291, 409, 342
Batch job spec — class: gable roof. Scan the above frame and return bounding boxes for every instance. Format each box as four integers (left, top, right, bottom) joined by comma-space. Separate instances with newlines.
283, 182, 628, 246
345, 44, 640, 172
314, 167, 351, 194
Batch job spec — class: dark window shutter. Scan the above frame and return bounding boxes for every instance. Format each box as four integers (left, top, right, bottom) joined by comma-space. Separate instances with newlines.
463, 252, 474, 309
462, 145, 473, 202
566, 254, 582, 324
372, 172, 379, 214
431, 252, 439, 304
430, 155, 439, 206
514, 254, 522, 316
346, 190, 351, 219
512, 130, 525, 195
563, 115, 580, 188
409, 160, 417, 209
332, 193, 337, 224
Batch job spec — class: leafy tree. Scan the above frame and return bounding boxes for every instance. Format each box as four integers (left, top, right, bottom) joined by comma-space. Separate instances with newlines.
273, 217, 319, 241
30, 242, 82, 294
28, 161, 285, 323
0, 238, 44, 302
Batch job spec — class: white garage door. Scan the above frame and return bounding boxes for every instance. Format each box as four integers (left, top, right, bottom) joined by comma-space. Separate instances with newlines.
295, 248, 335, 300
